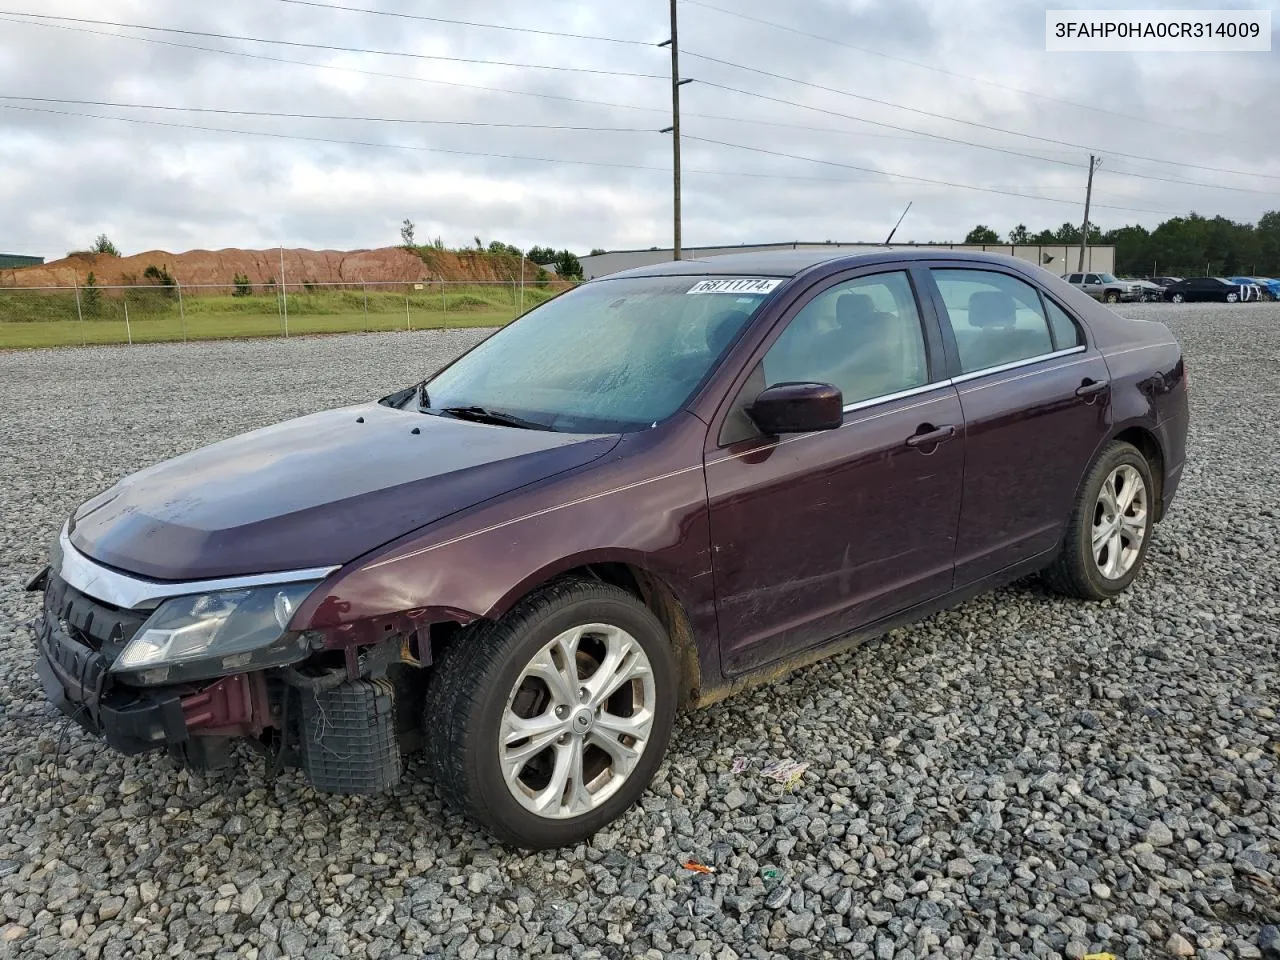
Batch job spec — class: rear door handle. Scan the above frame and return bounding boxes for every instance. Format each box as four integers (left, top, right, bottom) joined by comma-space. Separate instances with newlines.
1076, 378, 1110, 398
906, 424, 956, 448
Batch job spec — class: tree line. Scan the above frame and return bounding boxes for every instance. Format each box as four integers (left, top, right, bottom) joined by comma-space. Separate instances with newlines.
963, 211, 1280, 277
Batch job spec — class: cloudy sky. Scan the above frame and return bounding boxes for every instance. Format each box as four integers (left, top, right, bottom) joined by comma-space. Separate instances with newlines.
1, 0, 1276, 259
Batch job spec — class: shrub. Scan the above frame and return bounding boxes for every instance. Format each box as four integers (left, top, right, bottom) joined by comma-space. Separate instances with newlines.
233, 273, 251, 297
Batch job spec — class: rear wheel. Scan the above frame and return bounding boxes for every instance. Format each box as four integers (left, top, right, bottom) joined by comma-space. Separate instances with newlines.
1170, 292, 1185, 303
1104, 290, 1120, 303
1043, 441, 1154, 601
423, 578, 678, 849
1226, 292, 1239, 303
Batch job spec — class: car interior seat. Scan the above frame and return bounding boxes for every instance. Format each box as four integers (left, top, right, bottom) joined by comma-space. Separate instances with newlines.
964, 290, 1053, 371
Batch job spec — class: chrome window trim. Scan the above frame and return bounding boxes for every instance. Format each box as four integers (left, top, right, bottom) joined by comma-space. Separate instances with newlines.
842, 379, 951, 413
56, 525, 338, 610
950, 345, 1088, 386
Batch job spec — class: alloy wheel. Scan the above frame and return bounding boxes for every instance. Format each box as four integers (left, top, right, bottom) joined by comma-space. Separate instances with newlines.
1092, 464, 1148, 580
499, 623, 655, 819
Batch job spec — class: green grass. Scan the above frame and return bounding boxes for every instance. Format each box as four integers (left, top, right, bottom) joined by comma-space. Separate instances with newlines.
0, 285, 568, 349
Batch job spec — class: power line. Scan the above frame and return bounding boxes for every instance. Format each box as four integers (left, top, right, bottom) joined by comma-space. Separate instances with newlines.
0, 103, 1183, 216
0, 15, 976, 141
681, 134, 1183, 215
0, 16, 670, 115
683, 49, 1280, 183
0, 96, 656, 132
271, 0, 652, 46
681, 0, 1229, 141
0, 11, 666, 79
696, 80, 1279, 196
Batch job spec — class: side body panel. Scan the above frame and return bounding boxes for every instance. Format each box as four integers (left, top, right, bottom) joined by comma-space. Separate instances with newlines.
292, 416, 727, 692
706, 385, 964, 674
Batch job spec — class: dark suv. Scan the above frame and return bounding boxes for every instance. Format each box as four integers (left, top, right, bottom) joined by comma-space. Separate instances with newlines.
30, 249, 1189, 848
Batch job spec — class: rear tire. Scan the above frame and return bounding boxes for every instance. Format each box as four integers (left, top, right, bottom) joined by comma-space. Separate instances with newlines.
1226, 292, 1239, 303
1104, 290, 1120, 303
1170, 293, 1185, 303
1043, 441, 1155, 601
423, 578, 678, 849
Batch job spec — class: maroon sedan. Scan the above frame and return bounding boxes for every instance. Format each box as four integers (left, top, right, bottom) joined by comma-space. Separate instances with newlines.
29, 249, 1188, 848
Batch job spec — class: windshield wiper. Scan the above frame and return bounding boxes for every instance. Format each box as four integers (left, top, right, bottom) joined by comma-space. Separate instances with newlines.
437, 406, 551, 431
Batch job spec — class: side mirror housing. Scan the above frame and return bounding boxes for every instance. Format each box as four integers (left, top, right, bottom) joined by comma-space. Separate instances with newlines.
746, 382, 844, 435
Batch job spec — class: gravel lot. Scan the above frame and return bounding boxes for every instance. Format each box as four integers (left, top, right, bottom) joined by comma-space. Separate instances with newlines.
1, 304, 1278, 960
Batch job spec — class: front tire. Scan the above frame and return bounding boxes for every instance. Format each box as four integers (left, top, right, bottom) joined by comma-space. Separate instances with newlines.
1043, 441, 1155, 601
1226, 292, 1239, 303
423, 578, 678, 849
1104, 290, 1120, 303
1170, 292, 1185, 303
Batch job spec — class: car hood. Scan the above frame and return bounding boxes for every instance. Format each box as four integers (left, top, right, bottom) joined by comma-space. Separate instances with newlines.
69, 403, 620, 581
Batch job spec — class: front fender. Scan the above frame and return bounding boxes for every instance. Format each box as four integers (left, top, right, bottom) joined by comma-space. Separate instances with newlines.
291, 416, 722, 680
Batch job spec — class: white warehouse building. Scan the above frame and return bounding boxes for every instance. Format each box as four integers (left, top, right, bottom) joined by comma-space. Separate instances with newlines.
578, 241, 1116, 281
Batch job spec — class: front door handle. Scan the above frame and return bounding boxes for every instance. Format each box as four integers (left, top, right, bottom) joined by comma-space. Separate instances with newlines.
1076, 378, 1110, 398
906, 424, 956, 448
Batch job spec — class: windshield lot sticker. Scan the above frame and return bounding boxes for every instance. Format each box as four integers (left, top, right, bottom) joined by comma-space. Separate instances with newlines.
687, 278, 783, 295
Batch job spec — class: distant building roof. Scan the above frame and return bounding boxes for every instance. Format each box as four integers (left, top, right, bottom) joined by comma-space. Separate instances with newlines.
0, 253, 44, 269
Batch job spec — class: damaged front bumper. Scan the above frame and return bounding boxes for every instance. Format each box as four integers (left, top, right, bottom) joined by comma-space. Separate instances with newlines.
31, 612, 272, 755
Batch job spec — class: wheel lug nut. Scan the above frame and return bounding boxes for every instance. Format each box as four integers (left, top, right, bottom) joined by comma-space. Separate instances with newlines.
555, 705, 569, 719
579, 687, 589, 702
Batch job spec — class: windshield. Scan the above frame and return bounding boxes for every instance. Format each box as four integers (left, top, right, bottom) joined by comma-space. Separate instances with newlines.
1098, 273, 1118, 283
422, 275, 780, 432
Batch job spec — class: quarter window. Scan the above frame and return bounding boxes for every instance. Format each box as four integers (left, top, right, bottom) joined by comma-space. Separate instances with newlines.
761, 271, 929, 405
931, 269, 1056, 374
1043, 297, 1084, 350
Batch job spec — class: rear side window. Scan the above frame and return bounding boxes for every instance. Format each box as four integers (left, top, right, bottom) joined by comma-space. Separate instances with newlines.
1067, 274, 1083, 283
1043, 298, 1084, 349
761, 271, 929, 405
931, 269, 1056, 374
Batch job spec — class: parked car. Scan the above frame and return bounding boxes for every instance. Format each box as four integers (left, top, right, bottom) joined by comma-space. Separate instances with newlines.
1063, 272, 1145, 303
1144, 277, 1182, 288
1227, 276, 1280, 301
1123, 278, 1166, 302
1163, 277, 1255, 303
29, 250, 1189, 849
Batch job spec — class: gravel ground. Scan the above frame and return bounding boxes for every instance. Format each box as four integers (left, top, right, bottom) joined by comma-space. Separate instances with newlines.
1, 305, 1278, 960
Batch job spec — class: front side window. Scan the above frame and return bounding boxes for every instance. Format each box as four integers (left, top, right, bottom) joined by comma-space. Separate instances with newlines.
760, 271, 929, 406
423, 275, 777, 432
931, 269, 1056, 374
1085, 274, 1102, 284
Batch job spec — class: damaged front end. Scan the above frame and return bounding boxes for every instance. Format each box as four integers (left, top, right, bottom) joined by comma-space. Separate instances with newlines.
28, 526, 433, 794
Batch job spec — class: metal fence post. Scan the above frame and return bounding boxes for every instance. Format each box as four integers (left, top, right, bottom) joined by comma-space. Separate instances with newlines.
442, 282, 448, 329
362, 282, 368, 333
405, 289, 411, 331
72, 278, 86, 346
176, 280, 187, 341
123, 299, 133, 346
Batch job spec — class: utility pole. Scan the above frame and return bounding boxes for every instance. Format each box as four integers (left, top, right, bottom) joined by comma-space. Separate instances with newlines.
659, 1, 691, 261
1077, 154, 1097, 272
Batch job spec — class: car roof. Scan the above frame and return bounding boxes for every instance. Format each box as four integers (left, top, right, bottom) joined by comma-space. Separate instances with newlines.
600, 247, 1042, 281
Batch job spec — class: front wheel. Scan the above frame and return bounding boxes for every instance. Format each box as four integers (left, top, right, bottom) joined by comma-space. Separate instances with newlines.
1043, 441, 1155, 601
1104, 290, 1120, 303
1170, 292, 1185, 303
1226, 292, 1239, 303
423, 579, 678, 849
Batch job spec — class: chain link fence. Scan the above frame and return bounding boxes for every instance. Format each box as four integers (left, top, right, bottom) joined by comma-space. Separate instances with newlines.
0, 278, 581, 349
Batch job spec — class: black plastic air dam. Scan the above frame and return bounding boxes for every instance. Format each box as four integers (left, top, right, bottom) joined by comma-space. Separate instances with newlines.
296, 677, 401, 794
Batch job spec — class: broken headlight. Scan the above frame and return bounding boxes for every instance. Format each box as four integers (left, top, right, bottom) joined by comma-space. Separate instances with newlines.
111, 581, 321, 685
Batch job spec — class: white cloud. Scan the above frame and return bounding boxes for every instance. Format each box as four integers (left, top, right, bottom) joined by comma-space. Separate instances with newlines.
0, 0, 1275, 260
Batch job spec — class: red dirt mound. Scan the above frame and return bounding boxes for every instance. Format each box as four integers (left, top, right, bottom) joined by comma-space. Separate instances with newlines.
3, 246, 536, 288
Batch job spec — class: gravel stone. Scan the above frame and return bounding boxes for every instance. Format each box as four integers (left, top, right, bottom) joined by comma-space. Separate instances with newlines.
1, 306, 1278, 958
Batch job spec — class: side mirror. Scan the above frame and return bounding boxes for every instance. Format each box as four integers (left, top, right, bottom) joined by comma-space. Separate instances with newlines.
746, 382, 844, 435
